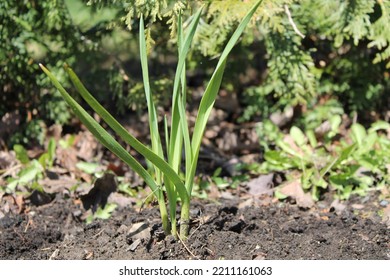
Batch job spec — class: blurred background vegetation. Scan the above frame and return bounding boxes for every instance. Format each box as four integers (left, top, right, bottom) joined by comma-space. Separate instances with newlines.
1, 0, 389, 148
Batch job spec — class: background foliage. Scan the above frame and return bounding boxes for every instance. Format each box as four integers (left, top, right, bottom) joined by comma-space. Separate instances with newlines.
1, 0, 389, 148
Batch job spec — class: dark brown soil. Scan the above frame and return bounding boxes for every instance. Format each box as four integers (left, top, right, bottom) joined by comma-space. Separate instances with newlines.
1, 192, 389, 260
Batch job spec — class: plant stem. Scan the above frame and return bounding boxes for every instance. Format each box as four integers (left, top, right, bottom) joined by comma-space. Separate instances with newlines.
157, 191, 171, 235
179, 198, 191, 240
171, 215, 178, 239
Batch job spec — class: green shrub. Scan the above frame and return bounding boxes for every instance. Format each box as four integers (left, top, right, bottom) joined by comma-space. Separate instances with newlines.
88, 0, 390, 120
0, 0, 120, 146
3, 0, 389, 148
0, 0, 79, 121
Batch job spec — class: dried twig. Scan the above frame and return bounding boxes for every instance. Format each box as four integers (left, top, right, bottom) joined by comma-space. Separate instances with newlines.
177, 234, 199, 260
0, 164, 22, 178
284, 5, 305, 38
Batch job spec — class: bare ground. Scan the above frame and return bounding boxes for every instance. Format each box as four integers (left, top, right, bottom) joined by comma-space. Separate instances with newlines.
1, 191, 389, 260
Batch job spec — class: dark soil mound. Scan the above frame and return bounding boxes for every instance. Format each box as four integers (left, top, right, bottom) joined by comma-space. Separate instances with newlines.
1, 193, 389, 260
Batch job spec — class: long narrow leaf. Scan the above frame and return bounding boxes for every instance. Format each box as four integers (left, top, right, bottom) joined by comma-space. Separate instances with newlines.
39, 63, 160, 195
192, 0, 262, 151
177, 12, 192, 187
139, 15, 165, 184
188, 0, 263, 193
186, 59, 227, 192
168, 8, 203, 172
60, 65, 190, 205
140, 15, 179, 232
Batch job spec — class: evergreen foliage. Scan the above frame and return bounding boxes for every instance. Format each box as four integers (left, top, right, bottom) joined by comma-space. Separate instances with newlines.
0, 0, 79, 121
0, 0, 120, 146
87, 0, 390, 119
2, 0, 389, 147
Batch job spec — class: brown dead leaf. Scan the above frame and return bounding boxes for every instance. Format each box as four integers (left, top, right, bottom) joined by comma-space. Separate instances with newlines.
75, 131, 98, 161
0, 151, 17, 170
39, 177, 79, 194
15, 195, 25, 214
56, 146, 78, 172
127, 222, 150, 241
238, 198, 254, 209
107, 162, 126, 176
0, 194, 23, 214
330, 199, 346, 214
48, 166, 69, 175
246, 173, 274, 196
383, 205, 390, 227
252, 252, 267, 260
315, 120, 332, 138
282, 135, 306, 156
46, 124, 62, 141
270, 106, 294, 127
78, 172, 93, 184
27, 148, 45, 159
208, 183, 221, 200
108, 192, 136, 208
221, 191, 235, 200
279, 179, 314, 208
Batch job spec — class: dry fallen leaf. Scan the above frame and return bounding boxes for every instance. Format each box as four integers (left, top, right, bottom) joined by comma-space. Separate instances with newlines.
352, 204, 365, 210
246, 173, 274, 196
315, 120, 332, 138
252, 252, 267, 260
270, 106, 294, 127
279, 179, 314, 208
282, 134, 306, 156
108, 192, 136, 208
383, 205, 390, 227
330, 199, 346, 214
39, 177, 78, 194
15, 194, 25, 214
56, 146, 78, 172
128, 238, 142, 251
0, 151, 17, 170
238, 198, 254, 209
0, 194, 23, 214
127, 222, 150, 241
75, 131, 99, 161
208, 183, 221, 200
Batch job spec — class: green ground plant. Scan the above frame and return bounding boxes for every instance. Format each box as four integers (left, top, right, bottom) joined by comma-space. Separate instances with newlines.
257, 102, 390, 200
40, 1, 263, 240
3, 139, 56, 193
